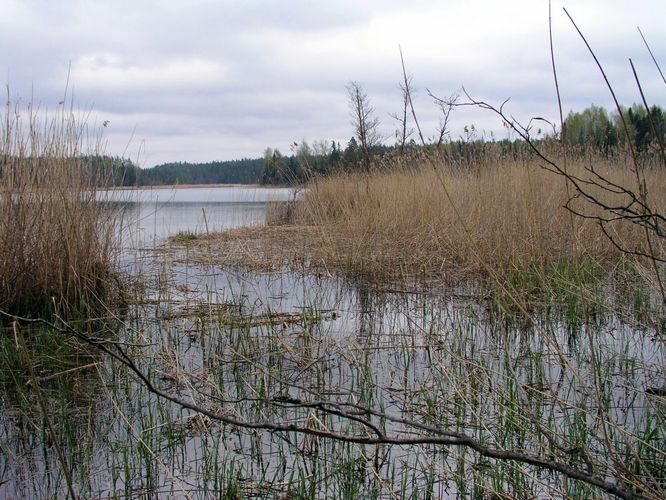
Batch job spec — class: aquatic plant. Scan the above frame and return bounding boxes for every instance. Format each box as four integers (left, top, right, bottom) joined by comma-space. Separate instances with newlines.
0, 94, 118, 319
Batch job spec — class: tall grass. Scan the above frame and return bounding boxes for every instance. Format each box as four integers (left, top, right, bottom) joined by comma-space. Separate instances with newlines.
294, 148, 666, 281
0, 97, 117, 318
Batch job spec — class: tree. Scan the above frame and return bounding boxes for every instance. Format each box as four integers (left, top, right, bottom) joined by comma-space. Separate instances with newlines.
626, 104, 666, 152
346, 81, 381, 171
343, 136, 359, 167
294, 140, 313, 177
329, 140, 341, 166
262, 147, 288, 184
390, 76, 413, 153
563, 104, 618, 150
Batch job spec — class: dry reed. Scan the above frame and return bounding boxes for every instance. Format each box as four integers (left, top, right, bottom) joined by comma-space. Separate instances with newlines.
292, 148, 666, 280
0, 98, 117, 318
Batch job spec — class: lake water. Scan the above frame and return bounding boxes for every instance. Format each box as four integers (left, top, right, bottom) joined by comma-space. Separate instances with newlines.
1, 184, 664, 498
100, 185, 296, 247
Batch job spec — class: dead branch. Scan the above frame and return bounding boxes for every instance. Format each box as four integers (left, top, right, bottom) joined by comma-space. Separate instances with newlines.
399, 46, 426, 147
1, 309, 642, 500
433, 89, 666, 257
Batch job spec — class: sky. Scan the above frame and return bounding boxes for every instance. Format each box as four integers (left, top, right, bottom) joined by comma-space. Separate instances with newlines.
1, 0, 665, 167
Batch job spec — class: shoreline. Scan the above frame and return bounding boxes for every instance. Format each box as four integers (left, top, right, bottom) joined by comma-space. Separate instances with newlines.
105, 183, 292, 191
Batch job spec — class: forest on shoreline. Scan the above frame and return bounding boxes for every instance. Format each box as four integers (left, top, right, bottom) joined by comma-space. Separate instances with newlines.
95, 102, 665, 188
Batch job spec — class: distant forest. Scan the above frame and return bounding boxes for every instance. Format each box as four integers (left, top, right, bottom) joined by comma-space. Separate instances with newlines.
93, 157, 265, 186
95, 103, 665, 187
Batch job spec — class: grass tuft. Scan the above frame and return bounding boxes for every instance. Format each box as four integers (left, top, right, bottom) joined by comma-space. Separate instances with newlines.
0, 97, 118, 319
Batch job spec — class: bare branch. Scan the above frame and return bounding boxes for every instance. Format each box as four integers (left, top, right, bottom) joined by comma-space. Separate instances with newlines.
435, 92, 458, 146
399, 46, 426, 147
563, 8, 637, 162
1, 309, 641, 500
389, 78, 412, 153
638, 26, 666, 88
549, 0, 565, 141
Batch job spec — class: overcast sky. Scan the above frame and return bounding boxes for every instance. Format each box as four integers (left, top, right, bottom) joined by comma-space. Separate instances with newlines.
2, 0, 664, 167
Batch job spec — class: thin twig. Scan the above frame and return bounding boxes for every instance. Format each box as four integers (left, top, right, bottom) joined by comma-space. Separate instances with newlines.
399, 46, 426, 147
630, 59, 666, 167
549, 1, 565, 140
638, 27, 666, 87
563, 8, 638, 163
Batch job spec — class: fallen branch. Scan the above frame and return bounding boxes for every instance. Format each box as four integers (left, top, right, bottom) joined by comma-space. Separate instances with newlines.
1, 310, 642, 499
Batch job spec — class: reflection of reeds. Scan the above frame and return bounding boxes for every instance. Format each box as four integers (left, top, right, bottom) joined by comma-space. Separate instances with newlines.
0, 98, 117, 318
2, 239, 663, 497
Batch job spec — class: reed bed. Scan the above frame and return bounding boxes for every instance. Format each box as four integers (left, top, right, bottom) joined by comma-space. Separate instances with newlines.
0, 99, 117, 318
292, 149, 665, 282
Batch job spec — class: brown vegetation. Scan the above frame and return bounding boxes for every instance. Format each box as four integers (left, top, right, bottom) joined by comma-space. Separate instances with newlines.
0, 100, 117, 318
268, 148, 666, 281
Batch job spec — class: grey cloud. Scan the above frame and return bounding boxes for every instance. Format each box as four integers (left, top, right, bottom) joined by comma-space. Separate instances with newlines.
1, 0, 664, 166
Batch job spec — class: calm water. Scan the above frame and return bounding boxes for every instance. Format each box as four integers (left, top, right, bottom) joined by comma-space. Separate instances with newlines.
100, 185, 296, 247
0, 185, 663, 498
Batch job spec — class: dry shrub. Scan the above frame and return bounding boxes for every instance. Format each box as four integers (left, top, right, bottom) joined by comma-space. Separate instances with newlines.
296, 148, 665, 278
0, 100, 117, 318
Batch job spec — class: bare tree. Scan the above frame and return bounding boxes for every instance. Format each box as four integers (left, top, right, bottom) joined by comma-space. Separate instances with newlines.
398, 47, 456, 149
390, 77, 412, 154
347, 81, 381, 171
399, 46, 426, 147
433, 91, 458, 146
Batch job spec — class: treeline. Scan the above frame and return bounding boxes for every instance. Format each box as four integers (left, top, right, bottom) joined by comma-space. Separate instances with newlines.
261, 138, 537, 184
562, 103, 665, 152
261, 103, 666, 184
89, 157, 264, 186
261, 138, 394, 184
140, 158, 264, 185
89, 103, 665, 187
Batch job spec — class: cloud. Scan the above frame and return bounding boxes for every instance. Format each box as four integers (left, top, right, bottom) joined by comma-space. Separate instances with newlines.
0, 0, 664, 166
70, 54, 228, 91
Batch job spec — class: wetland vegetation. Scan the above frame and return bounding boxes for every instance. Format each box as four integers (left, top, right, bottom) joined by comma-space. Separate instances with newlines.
1, 22, 666, 500
3, 137, 665, 498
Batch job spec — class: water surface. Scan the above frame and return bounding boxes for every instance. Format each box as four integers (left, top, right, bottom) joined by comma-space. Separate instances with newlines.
101, 185, 296, 246
1, 186, 664, 499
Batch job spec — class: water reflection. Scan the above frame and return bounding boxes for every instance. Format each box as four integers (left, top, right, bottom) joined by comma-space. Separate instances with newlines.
1, 186, 663, 498
100, 185, 296, 246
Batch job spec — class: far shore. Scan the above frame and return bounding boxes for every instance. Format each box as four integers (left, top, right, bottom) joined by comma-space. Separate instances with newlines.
104, 183, 292, 190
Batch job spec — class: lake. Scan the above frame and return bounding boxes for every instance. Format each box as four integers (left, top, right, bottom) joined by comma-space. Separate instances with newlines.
100, 185, 297, 246
0, 184, 663, 499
